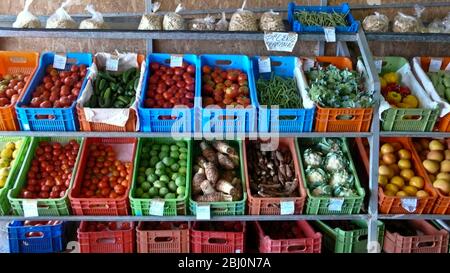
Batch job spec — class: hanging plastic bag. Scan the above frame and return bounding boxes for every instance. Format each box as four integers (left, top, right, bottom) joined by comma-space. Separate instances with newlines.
138, 2, 162, 30
188, 15, 215, 31
79, 4, 108, 29
215, 12, 229, 31
259, 9, 285, 32
362, 12, 389, 32
13, 0, 41, 28
229, 0, 258, 31
393, 12, 420, 33
46, 0, 78, 29
163, 3, 185, 30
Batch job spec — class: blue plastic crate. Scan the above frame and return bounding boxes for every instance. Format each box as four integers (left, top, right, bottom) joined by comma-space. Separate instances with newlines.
198, 54, 257, 133
8, 221, 65, 253
251, 56, 315, 133
288, 3, 360, 33
16, 52, 93, 131
138, 53, 199, 133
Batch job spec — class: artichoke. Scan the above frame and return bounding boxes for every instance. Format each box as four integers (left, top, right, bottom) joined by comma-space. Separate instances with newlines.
324, 151, 347, 173
329, 169, 354, 189
312, 184, 332, 197
303, 148, 323, 167
305, 166, 328, 189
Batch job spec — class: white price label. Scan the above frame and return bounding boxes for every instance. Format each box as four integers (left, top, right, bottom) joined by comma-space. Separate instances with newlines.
445, 62, 450, 72
324, 27, 336, 42
170, 55, 183, 68
23, 199, 39, 217
264, 32, 298, 52
106, 57, 119, 71
149, 199, 165, 216
401, 198, 417, 213
374, 59, 383, 74
302, 58, 315, 72
53, 54, 67, 70
258, 57, 272, 73
280, 201, 295, 215
328, 198, 344, 212
196, 204, 211, 220
235, 249, 241, 253
429, 58, 443, 72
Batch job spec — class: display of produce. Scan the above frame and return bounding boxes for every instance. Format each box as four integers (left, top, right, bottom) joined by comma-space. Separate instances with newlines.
0, 140, 22, 189
380, 72, 419, 109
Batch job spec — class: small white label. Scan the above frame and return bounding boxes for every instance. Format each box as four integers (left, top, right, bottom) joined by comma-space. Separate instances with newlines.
235, 249, 241, 253
53, 54, 67, 70
302, 58, 315, 72
328, 198, 344, 211
106, 56, 119, 71
149, 199, 165, 216
429, 58, 443, 72
401, 198, 417, 213
264, 32, 298, 52
258, 57, 272, 73
374, 59, 383, 74
196, 204, 211, 220
445, 62, 450, 71
280, 200, 295, 215
23, 199, 39, 217
170, 55, 183, 68
324, 27, 336, 42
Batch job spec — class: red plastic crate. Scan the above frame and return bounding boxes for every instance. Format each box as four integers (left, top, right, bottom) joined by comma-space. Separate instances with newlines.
77, 221, 135, 253
68, 138, 137, 215
191, 222, 245, 253
136, 222, 189, 253
255, 221, 322, 253
383, 220, 449, 253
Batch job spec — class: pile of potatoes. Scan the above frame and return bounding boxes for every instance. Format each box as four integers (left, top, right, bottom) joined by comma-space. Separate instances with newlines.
378, 141, 430, 198
413, 139, 450, 197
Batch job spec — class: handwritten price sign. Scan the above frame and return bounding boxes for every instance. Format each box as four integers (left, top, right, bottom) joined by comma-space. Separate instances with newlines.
264, 32, 298, 52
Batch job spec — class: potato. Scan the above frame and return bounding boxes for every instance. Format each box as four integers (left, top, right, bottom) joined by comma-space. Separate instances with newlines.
382, 153, 396, 165
441, 160, 450, 173
427, 150, 444, 162
398, 159, 412, 170
398, 149, 412, 160
436, 172, 450, 182
445, 150, 450, 160
381, 143, 394, 155
429, 140, 444, 151
379, 165, 394, 178
423, 159, 440, 174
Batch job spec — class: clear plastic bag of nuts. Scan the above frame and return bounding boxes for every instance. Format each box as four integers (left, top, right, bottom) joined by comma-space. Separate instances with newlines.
163, 3, 186, 30
138, 2, 162, 30
188, 15, 216, 31
362, 12, 389, 32
229, 0, 258, 31
260, 9, 285, 32
215, 12, 229, 31
12, 0, 41, 28
393, 5, 425, 33
46, 0, 78, 29
79, 4, 108, 29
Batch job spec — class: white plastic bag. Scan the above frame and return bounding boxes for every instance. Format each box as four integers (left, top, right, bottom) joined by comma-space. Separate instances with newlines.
163, 3, 185, 30
79, 4, 108, 29
259, 9, 285, 32
229, 0, 258, 31
188, 15, 216, 31
362, 12, 389, 32
46, 0, 78, 29
393, 5, 425, 33
215, 12, 229, 31
13, 0, 41, 28
138, 2, 162, 30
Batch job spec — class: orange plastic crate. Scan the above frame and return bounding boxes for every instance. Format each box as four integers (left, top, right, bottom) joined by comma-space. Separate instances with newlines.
77, 221, 135, 253
310, 56, 373, 132
69, 138, 137, 215
191, 222, 245, 253
378, 138, 438, 214
383, 220, 449, 253
0, 51, 39, 131
136, 222, 189, 253
243, 138, 307, 215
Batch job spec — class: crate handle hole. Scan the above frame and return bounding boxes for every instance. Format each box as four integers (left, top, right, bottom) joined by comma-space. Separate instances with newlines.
271, 61, 282, 67
67, 58, 78, 64
25, 232, 44, 238
158, 115, 180, 120
89, 204, 109, 209
287, 245, 307, 252
208, 238, 228, 245
212, 208, 229, 213
215, 60, 232, 66
96, 238, 117, 244
267, 203, 280, 208
218, 115, 238, 121
154, 236, 174, 242
401, 115, 422, 121
357, 234, 368, 242
37, 205, 49, 208
336, 115, 355, 120
35, 115, 56, 120
417, 241, 436, 248
277, 115, 297, 121
9, 56, 27, 64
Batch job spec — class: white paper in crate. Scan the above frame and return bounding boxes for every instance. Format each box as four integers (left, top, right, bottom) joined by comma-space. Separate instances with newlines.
377, 60, 439, 120
78, 52, 145, 129
412, 57, 450, 117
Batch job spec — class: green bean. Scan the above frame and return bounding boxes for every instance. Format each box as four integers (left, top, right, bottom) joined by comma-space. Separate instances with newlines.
256, 74, 302, 109
294, 10, 348, 27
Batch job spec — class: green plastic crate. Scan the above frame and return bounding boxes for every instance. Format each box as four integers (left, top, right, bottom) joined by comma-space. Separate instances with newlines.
189, 140, 247, 216
297, 138, 365, 215
129, 138, 192, 216
8, 137, 84, 216
0, 137, 30, 215
314, 220, 385, 253
380, 56, 439, 132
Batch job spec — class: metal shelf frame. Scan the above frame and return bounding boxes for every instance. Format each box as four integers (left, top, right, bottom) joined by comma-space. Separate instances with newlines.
0, 0, 448, 254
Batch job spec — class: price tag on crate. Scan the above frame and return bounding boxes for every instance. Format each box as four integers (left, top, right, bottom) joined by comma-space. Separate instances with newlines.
280, 200, 295, 215
53, 54, 67, 70
264, 32, 298, 52
149, 199, 165, 216
328, 198, 344, 212
170, 55, 183, 68
302, 58, 315, 72
23, 199, 39, 217
445, 62, 450, 72
323, 27, 336, 42
374, 59, 383, 74
401, 198, 417, 213
429, 58, 443, 72
258, 57, 272, 73
196, 204, 211, 220
235, 249, 241, 253
106, 56, 120, 72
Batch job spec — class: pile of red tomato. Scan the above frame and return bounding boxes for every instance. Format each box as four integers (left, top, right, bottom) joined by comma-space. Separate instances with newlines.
0, 73, 30, 107
202, 66, 251, 108
27, 64, 88, 108
84, 221, 132, 232
19, 140, 80, 199
144, 62, 196, 109
78, 143, 132, 199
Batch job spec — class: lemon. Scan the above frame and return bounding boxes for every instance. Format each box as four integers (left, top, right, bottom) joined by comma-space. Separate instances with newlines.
384, 190, 396, 197
402, 185, 418, 196
390, 176, 405, 188
409, 176, 425, 190
378, 175, 389, 187
396, 191, 408, 197
5, 142, 15, 151
402, 95, 419, 108
0, 148, 13, 159
400, 169, 415, 181
416, 190, 429, 198
385, 183, 399, 193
